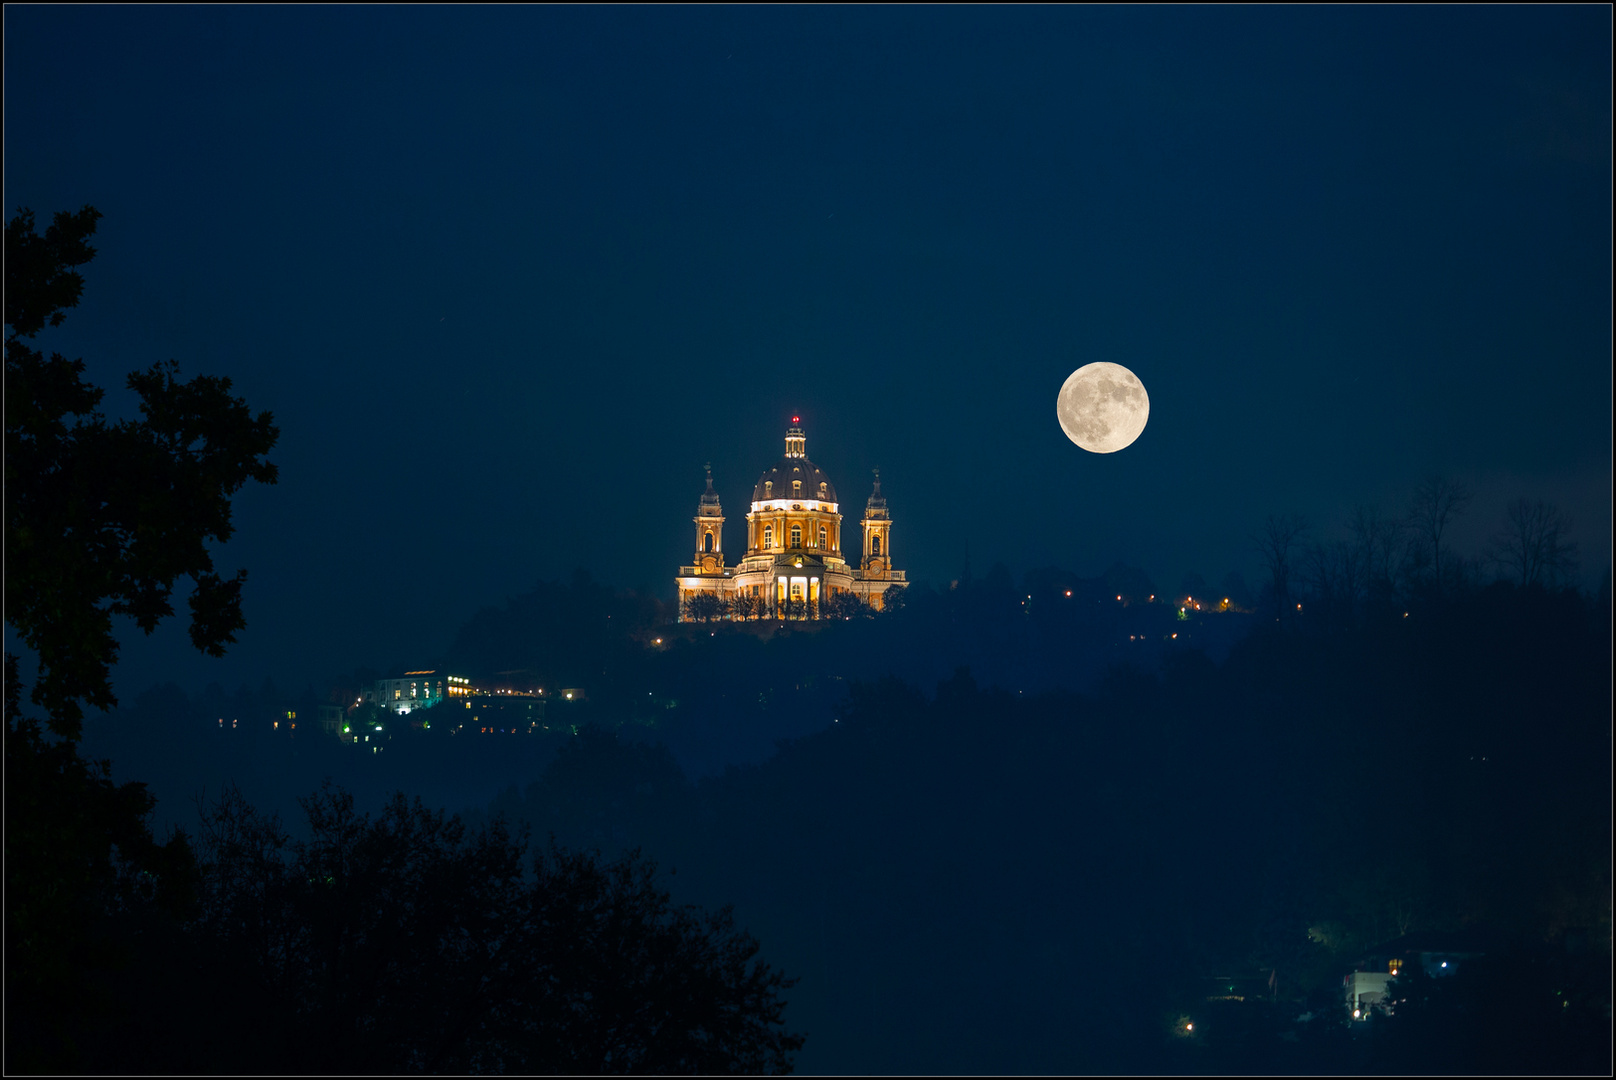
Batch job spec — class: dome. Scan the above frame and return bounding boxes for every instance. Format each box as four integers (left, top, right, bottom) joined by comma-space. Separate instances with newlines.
753, 457, 837, 504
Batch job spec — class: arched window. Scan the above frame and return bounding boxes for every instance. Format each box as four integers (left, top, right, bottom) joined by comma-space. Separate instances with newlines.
763, 525, 773, 548
793, 480, 802, 495
703, 531, 714, 553
819, 482, 827, 496
790, 524, 802, 548
871, 534, 881, 555
819, 526, 827, 549
765, 481, 773, 496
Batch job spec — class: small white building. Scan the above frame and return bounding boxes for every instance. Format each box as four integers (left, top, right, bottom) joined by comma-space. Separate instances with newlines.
1345, 930, 1490, 1019
1346, 970, 1395, 1017
364, 670, 474, 714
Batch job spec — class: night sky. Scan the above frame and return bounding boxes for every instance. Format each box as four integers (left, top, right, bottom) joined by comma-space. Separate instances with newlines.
6, 5, 1610, 699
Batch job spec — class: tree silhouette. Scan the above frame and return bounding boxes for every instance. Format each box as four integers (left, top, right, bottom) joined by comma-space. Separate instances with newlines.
5, 206, 279, 737
1252, 513, 1308, 624
5, 206, 276, 1071
1348, 503, 1406, 601
1406, 476, 1472, 599
181, 784, 804, 1074
822, 590, 872, 620
1490, 497, 1579, 589
685, 592, 728, 622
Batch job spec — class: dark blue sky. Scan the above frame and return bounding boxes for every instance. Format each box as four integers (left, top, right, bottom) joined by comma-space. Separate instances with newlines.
6, 6, 1610, 698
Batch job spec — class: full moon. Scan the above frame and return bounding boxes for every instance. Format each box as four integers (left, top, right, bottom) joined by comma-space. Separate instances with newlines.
1056, 362, 1150, 453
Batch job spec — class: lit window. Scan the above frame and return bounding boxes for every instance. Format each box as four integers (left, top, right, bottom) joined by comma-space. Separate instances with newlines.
871, 535, 881, 555
704, 531, 714, 553
791, 525, 802, 547
764, 525, 773, 548
793, 480, 802, 494
819, 526, 827, 548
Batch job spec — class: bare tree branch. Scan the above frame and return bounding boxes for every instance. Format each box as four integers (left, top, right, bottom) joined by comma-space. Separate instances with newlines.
1406, 476, 1473, 598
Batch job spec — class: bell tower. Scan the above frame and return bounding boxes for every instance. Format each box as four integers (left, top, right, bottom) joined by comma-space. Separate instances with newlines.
861, 469, 892, 578
694, 463, 725, 572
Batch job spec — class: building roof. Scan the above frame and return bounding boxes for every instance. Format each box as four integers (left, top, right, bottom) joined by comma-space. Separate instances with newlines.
752, 456, 837, 504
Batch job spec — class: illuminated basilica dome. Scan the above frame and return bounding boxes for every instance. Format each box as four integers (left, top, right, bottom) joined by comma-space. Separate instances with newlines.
676, 419, 906, 620
751, 436, 838, 505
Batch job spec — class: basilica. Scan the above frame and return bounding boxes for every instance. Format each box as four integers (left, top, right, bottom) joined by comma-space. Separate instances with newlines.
676, 420, 906, 619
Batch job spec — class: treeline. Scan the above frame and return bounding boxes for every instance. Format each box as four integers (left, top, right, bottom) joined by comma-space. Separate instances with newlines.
426, 561, 1255, 777
683, 587, 895, 621
1252, 476, 1598, 634
472, 580, 1611, 1073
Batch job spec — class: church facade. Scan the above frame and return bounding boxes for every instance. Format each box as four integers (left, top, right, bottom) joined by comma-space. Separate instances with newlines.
676, 420, 906, 619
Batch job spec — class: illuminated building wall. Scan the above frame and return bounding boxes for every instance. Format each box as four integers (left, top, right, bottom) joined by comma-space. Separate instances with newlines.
363, 670, 474, 714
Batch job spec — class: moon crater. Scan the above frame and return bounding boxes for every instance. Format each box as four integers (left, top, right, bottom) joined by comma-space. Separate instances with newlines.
1056, 362, 1150, 453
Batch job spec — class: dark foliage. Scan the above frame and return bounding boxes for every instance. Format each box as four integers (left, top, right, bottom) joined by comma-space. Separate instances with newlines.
477, 583, 1610, 1073
5, 206, 275, 1071
5, 205, 279, 737
4, 657, 199, 1073
80, 784, 803, 1074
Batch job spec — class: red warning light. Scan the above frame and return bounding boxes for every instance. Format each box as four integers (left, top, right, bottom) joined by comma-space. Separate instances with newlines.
792, 415, 799, 423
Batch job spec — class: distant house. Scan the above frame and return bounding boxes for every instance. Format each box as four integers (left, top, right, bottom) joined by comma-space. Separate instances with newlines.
1345, 928, 1492, 1018
363, 670, 475, 714
447, 690, 546, 734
